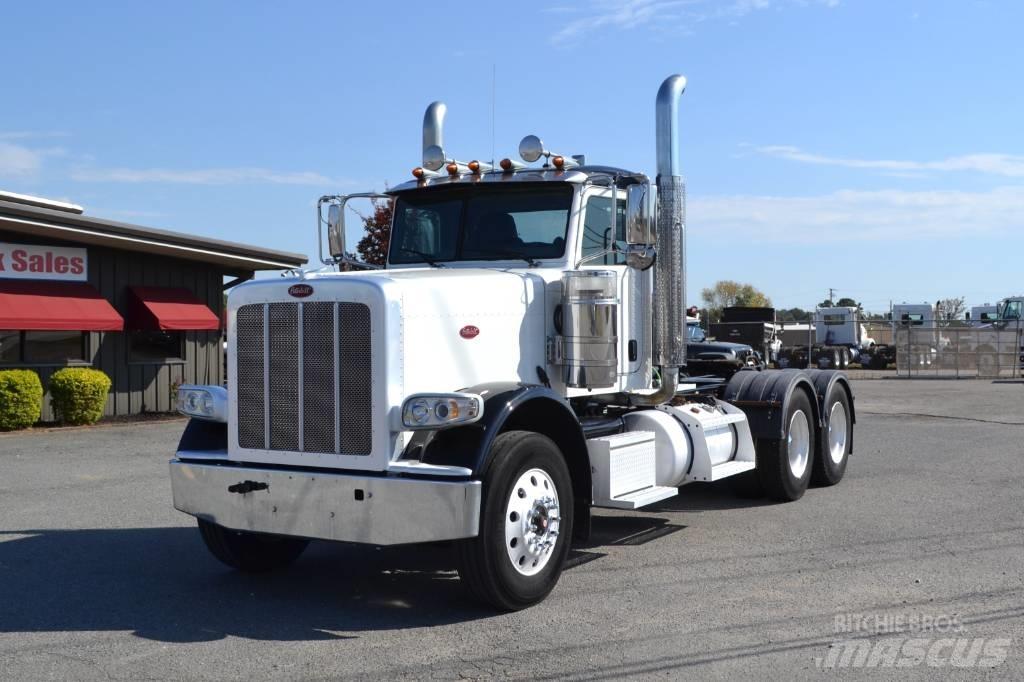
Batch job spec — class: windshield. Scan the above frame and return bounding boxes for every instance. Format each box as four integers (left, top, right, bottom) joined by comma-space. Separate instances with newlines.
687, 323, 705, 342
999, 299, 1022, 320
388, 184, 573, 265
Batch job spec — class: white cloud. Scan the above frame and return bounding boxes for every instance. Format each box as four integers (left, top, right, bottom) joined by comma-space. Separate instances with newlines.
0, 142, 44, 177
550, 0, 838, 43
691, 185, 1024, 242
70, 166, 344, 187
756, 145, 1024, 177
0, 131, 70, 140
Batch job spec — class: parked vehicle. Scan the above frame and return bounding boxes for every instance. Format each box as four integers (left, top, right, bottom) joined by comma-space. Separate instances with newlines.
777, 306, 894, 370
168, 76, 855, 610
968, 304, 998, 326
686, 315, 762, 378
708, 306, 781, 366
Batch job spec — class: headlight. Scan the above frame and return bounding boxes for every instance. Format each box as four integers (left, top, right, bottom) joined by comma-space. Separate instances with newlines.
176, 385, 228, 422
401, 392, 483, 430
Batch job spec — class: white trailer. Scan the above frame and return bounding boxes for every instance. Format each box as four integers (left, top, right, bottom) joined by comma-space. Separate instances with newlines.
168, 76, 855, 610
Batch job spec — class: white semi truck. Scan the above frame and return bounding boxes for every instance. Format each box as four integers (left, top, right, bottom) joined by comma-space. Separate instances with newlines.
169, 76, 855, 610
777, 306, 893, 370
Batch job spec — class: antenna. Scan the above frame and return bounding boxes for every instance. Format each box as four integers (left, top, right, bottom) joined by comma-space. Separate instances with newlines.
491, 63, 496, 169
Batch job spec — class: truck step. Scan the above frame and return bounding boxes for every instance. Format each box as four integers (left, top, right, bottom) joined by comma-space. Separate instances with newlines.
685, 459, 756, 483
596, 485, 678, 510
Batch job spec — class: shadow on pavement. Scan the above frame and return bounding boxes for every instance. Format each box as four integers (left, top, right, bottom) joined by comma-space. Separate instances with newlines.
0, 484, 778, 642
0, 527, 490, 643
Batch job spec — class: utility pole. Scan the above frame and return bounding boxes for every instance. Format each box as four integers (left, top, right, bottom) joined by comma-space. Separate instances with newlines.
828, 288, 836, 305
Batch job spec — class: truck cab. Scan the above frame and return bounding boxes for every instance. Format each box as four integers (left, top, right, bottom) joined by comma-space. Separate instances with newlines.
168, 76, 855, 611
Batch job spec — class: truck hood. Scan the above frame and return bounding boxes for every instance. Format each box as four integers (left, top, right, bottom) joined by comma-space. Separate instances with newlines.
270, 267, 551, 393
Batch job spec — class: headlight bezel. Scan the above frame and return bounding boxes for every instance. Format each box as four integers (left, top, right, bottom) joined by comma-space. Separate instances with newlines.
176, 384, 228, 423
401, 392, 483, 430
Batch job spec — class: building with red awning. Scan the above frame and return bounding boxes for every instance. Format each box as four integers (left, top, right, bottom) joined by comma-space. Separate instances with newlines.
0, 190, 307, 420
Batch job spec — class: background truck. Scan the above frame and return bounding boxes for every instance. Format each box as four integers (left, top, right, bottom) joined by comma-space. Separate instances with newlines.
708, 306, 781, 366
968, 304, 998, 326
168, 75, 855, 611
686, 314, 763, 378
777, 306, 894, 370
891, 302, 940, 368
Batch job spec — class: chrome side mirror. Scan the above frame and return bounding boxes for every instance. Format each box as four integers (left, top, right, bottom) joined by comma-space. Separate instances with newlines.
625, 182, 655, 245
327, 203, 345, 259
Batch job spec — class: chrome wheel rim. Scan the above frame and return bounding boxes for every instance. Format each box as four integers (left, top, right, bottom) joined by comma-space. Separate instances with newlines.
828, 401, 848, 465
504, 468, 560, 576
787, 411, 810, 479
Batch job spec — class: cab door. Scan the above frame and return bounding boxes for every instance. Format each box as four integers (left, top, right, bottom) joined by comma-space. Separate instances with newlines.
577, 188, 646, 383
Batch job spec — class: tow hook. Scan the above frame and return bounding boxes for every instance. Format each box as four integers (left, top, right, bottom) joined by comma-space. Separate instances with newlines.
228, 480, 269, 494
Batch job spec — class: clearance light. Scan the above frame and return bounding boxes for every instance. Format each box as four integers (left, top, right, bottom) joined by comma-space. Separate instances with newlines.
551, 155, 579, 170
446, 162, 460, 176
401, 392, 483, 430
468, 160, 492, 174
176, 384, 228, 423
412, 167, 440, 179
500, 158, 525, 172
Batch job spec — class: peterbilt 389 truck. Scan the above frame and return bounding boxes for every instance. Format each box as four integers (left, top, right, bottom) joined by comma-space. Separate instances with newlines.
170, 75, 855, 610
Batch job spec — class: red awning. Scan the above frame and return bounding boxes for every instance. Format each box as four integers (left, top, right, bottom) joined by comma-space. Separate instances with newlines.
128, 286, 220, 331
0, 280, 124, 331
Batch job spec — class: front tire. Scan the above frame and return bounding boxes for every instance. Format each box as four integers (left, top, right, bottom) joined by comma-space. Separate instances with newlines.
197, 519, 309, 572
755, 390, 816, 501
811, 387, 851, 486
456, 431, 574, 611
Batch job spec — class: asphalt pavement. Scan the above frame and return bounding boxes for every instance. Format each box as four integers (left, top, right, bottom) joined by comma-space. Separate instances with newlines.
0, 379, 1021, 680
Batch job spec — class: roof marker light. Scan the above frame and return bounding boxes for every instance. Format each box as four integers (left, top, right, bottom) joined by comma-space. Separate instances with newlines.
500, 158, 525, 172
552, 155, 579, 170
412, 167, 440, 179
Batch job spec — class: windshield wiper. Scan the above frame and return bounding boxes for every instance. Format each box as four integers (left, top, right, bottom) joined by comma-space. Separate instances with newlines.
473, 249, 540, 267
398, 248, 446, 268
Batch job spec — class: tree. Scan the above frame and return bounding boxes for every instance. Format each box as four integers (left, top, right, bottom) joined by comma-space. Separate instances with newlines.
778, 307, 811, 322
937, 296, 967, 321
700, 280, 772, 322
354, 198, 394, 266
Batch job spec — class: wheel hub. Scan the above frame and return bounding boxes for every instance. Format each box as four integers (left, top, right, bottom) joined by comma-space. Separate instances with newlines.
505, 469, 561, 576
828, 401, 848, 465
787, 410, 810, 479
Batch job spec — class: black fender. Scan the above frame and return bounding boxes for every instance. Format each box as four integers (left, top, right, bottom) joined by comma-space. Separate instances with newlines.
177, 418, 227, 453
801, 369, 856, 455
414, 382, 592, 541
722, 368, 821, 441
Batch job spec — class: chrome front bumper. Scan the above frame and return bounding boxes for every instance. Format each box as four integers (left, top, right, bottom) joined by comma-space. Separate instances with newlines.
169, 459, 481, 545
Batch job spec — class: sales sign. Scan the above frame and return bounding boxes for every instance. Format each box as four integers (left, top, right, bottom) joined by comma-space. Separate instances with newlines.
0, 242, 88, 281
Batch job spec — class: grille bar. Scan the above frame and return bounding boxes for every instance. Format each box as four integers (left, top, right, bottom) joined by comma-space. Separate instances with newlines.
235, 301, 372, 456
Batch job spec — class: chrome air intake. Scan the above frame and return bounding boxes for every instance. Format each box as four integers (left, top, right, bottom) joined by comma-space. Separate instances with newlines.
422, 101, 447, 170
634, 74, 687, 406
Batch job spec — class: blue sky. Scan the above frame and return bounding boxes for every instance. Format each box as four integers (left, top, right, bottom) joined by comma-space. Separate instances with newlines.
1, 0, 1021, 313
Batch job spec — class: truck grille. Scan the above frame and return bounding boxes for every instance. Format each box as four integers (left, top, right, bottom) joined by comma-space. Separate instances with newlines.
235, 301, 372, 455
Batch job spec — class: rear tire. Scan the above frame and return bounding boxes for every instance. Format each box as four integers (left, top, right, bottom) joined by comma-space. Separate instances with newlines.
811, 387, 851, 486
755, 390, 816, 502
197, 519, 309, 572
455, 431, 574, 611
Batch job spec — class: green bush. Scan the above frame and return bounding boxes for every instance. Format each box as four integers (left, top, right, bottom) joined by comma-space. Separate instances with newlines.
49, 368, 112, 426
0, 370, 43, 431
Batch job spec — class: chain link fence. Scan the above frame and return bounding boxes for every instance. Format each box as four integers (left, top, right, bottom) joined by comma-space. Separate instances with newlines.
703, 317, 1023, 379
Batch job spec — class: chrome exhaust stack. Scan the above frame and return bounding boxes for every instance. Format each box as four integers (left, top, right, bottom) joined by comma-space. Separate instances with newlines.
633, 74, 687, 406
422, 101, 447, 171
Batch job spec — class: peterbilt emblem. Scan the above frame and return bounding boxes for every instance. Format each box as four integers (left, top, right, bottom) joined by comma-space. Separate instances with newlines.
460, 325, 480, 339
288, 284, 314, 298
